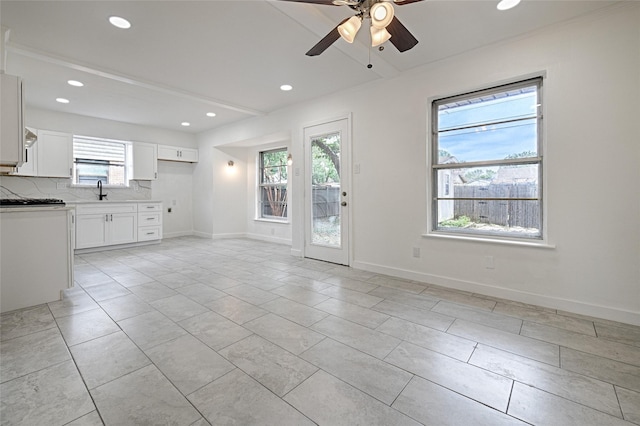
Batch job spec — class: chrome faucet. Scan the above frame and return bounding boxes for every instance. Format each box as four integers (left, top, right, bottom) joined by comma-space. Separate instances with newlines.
97, 181, 107, 200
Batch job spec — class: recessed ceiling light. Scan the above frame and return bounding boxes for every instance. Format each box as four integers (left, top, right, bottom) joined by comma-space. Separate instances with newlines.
280, 84, 293, 91
67, 80, 84, 87
206, 112, 216, 117
56, 98, 70, 104
109, 16, 131, 29
181, 122, 190, 127
497, 0, 520, 11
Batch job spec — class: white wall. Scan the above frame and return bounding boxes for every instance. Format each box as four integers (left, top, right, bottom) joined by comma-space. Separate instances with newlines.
0, 108, 198, 237
194, 4, 640, 325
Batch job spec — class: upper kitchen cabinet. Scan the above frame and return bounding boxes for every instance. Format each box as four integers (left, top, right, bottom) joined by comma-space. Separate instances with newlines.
37, 130, 73, 178
131, 142, 158, 180
11, 128, 37, 176
158, 145, 198, 163
0, 73, 25, 168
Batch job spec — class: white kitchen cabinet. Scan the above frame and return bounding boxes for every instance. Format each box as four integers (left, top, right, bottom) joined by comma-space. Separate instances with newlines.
75, 203, 138, 249
0, 73, 25, 168
37, 130, 73, 178
76, 213, 108, 248
158, 145, 198, 163
12, 138, 37, 176
131, 142, 158, 180
137, 202, 163, 242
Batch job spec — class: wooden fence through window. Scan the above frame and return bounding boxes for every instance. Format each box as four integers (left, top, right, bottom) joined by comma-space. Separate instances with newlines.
450, 183, 540, 228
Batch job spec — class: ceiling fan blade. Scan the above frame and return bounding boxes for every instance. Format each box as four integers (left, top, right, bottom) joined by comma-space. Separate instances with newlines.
386, 16, 418, 52
393, 0, 425, 5
306, 18, 349, 56
277, 0, 339, 5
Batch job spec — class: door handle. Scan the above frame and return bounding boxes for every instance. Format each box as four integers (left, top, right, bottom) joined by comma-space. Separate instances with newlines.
342, 192, 347, 197
341, 201, 347, 206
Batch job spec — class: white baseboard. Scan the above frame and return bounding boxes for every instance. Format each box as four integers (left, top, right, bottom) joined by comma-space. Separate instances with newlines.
245, 233, 291, 246
163, 231, 196, 239
192, 231, 213, 239
352, 260, 640, 326
210, 232, 246, 240
290, 249, 302, 258
75, 239, 160, 254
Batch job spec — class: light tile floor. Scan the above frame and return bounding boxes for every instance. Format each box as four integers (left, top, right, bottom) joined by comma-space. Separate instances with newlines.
1, 236, 640, 425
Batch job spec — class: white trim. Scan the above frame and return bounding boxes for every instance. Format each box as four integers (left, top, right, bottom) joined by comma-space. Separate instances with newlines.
74, 239, 160, 254
245, 233, 291, 246
254, 218, 290, 224
192, 231, 213, 239
352, 260, 640, 326
162, 231, 195, 239
423, 232, 556, 249
210, 232, 247, 240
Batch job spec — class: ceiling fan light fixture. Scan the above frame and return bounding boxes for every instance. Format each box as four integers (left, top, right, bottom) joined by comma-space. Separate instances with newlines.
370, 26, 391, 47
370, 2, 394, 29
338, 15, 362, 43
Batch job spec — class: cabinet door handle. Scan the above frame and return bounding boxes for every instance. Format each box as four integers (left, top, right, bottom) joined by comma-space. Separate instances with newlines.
146, 232, 154, 235
69, 167, 73, 177
110, 214, 113, 221
147, 217, 154, 221
105, 214, 109, 222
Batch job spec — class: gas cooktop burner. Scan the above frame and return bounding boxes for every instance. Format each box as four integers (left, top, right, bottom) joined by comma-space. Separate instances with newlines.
0, 198, 65, 207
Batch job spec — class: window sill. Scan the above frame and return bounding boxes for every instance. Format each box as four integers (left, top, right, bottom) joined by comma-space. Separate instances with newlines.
254, 218, 290, 224
422, 232, 555, 249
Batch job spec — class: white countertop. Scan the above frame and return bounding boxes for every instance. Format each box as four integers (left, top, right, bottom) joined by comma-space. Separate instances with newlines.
65, 200, 162, 204
0, 205, 75, 213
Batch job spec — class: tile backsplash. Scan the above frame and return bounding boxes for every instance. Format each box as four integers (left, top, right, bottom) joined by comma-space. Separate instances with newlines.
0, 176, 152, 201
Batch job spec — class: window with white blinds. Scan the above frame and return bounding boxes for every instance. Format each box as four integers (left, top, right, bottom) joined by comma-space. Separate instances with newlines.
73, 136, 129, 186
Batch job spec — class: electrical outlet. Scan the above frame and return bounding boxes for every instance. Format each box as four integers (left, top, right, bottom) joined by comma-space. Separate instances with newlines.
412, 247, 421, 258
56, 182, 68, 190
354, 163, 361, 174
270, 228, 275, 235
172, 199, 177, 206
484, 256, 495, 269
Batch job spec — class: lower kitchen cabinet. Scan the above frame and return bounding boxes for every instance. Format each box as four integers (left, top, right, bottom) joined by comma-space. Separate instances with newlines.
75, 203, 138, 249
138, 202, 163, 241
74, 201, 162, 250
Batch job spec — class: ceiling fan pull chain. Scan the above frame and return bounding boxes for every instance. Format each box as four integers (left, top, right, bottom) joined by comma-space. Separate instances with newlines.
367, 44, 373, 69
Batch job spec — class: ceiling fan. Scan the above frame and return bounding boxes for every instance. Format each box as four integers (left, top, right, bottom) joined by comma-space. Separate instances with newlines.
279, 0, 424, 56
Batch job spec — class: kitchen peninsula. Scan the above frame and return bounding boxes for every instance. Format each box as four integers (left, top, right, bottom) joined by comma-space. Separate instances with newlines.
0, 203, 74, 313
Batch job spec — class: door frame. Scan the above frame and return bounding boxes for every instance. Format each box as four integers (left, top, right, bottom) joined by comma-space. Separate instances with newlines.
295, 113, 353, 266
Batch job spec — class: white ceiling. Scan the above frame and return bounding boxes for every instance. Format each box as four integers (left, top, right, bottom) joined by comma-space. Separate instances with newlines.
1, 0, 619, 134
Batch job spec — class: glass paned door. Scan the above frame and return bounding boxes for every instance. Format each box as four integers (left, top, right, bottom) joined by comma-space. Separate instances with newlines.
304, 118, 350, 265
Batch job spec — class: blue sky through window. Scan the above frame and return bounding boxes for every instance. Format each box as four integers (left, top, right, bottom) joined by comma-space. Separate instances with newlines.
437, 89, 538, 163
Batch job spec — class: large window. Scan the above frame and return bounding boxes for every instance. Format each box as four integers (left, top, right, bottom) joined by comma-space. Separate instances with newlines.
431, 77, 543, 239
73, 136, 129, 186
258, 148, 288, 220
